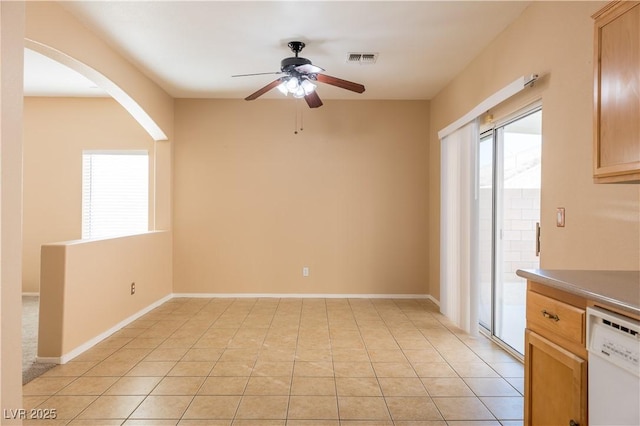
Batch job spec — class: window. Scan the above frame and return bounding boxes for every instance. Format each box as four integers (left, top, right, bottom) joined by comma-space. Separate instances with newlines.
82, 151, 149, 239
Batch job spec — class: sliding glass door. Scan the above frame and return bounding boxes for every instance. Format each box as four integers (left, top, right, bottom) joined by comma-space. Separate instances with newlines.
478, 108, 542, 356
478, 133, 494, 331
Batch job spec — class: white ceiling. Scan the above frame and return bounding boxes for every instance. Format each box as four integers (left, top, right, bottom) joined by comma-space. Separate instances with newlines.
24, 49, 109, 97
24, 1, 531, 101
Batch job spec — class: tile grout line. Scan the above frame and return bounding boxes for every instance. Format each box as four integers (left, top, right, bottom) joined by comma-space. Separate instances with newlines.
23, 297, 523, 424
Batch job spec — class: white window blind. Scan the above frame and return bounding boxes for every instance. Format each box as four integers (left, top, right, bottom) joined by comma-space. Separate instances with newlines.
82, 151, 149, 239
440, 121, 480, 335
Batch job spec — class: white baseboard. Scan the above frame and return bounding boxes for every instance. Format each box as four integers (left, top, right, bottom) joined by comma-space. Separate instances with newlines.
172, 293, 433, 299
35, 356, 59, 364
22, 292, 40, 297
36, 293, 173, 365
426, 295, 440, 306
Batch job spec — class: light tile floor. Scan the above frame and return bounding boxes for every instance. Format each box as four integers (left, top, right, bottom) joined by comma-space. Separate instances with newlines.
23, 298, 524, 425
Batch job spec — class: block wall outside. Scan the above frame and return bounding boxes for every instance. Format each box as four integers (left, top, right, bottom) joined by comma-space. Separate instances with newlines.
478, 187, 540, 306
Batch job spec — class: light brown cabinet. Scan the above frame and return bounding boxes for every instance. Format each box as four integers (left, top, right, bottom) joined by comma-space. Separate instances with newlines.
593, 1, 640, 183
525, 330, 587, 426
524, 282, 587, 426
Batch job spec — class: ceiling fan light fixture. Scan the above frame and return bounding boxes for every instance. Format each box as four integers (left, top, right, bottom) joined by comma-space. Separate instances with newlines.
301, 79, 316, 94
285, 77, 299, 92
277, 81, 288, 95
276, 76, 317, 98
236, 41, 365, 107
293, 86, 306, 99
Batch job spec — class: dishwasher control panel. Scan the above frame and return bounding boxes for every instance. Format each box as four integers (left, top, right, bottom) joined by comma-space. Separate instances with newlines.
587, 306, 640, 377
587, 306, 640, 426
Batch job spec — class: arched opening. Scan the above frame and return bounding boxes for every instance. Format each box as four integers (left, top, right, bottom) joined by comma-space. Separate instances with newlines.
21, 44, 166, 382
25, 39, 167, 141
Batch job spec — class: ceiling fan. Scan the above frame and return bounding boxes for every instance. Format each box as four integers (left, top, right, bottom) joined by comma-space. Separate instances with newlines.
233, 41, 366, 108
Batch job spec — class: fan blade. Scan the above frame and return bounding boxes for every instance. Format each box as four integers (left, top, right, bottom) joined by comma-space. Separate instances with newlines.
295, 64, 325, 74
304, 91, 323, 108
315, 74, 365, 93
245, 79, 283, 101
232, 71, 282, 77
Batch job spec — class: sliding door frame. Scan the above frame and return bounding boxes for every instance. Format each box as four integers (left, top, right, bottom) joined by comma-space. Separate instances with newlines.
478, 102, 542, 361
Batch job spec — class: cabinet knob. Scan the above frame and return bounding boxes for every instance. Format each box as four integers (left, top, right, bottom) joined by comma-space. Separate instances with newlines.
569, 420, 579, 426
541, 309, 560, 322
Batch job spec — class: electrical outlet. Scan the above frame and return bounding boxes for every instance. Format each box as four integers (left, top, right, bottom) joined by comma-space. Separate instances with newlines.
302, 267, 309, 277
131, 282, 136, 295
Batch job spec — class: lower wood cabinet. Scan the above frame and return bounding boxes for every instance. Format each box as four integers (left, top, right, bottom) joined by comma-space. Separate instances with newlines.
524, 282, 588, 426
524, 329, 587, 426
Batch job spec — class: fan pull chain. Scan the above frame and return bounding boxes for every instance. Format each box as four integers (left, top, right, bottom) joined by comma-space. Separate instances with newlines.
299, 108, 304, 132
294, 100, 304, 134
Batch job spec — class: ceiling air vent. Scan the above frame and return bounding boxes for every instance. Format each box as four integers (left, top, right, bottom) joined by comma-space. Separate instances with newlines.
347, 52, 378, 64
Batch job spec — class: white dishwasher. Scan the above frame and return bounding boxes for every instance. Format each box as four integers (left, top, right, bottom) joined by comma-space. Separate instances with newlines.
587, 306, 640, 426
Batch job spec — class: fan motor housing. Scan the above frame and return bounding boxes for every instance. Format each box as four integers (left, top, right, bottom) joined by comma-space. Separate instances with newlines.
281, 56, 312, 72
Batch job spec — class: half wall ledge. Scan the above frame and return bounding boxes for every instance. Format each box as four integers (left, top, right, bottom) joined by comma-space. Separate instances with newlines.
38, 231, 172, 363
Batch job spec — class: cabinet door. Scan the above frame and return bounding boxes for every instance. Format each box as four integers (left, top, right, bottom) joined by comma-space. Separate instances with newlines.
593, 1, 640, 183
524, 329, 587, 426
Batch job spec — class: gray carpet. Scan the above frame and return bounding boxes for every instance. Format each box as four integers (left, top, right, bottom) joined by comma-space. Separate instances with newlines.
22, 295, 56, 384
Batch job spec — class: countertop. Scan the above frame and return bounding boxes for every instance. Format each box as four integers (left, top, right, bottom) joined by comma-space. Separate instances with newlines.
516, 269, 640, 317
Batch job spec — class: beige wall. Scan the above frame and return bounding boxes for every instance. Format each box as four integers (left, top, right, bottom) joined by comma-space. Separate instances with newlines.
39, 231, 172, 360
429, 1, 640, 300
25, 1, 174, 229
11, 3, 640, 407
22, 97, 156, 293
25, 1, 173, 142
173, 99, 431, 295
0, 0, 176, 410
1, 0, 24, 417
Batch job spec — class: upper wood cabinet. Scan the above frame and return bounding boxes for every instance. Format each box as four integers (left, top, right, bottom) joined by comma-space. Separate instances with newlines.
593, 1, 640, 183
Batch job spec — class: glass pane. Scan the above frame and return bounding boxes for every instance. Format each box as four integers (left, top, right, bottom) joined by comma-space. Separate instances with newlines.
82, 152, 149, 239
494, 109, 542, 355
478, 133, 494, 330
